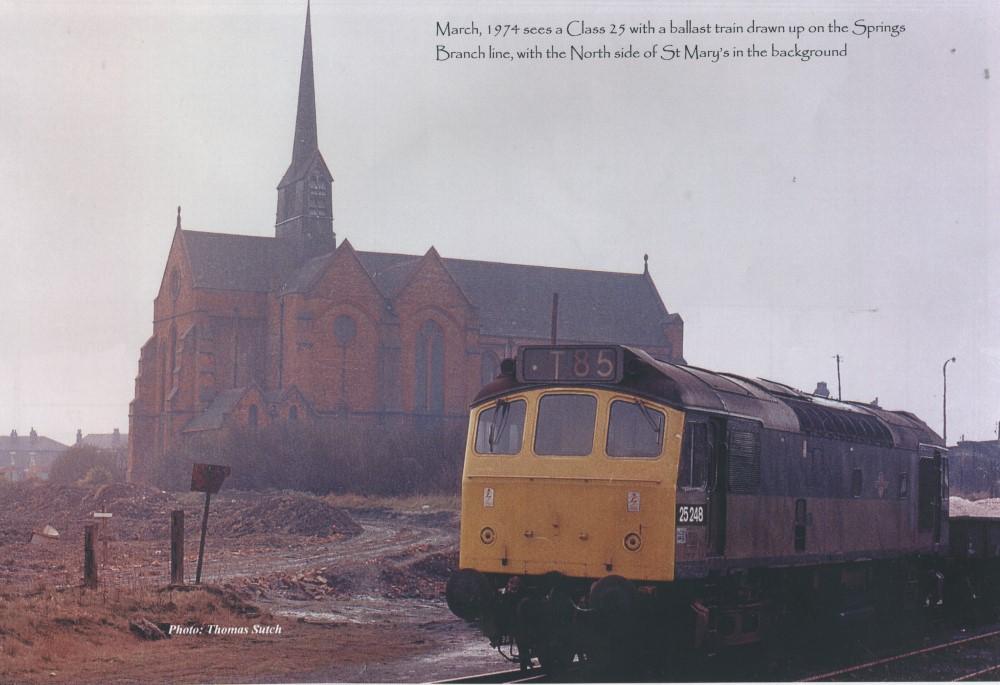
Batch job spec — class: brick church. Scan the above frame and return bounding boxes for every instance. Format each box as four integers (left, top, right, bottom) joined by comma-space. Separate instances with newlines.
127, 5, 684, 483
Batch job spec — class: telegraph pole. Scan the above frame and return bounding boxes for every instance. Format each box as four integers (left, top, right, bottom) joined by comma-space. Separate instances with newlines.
833, 354, 843, 401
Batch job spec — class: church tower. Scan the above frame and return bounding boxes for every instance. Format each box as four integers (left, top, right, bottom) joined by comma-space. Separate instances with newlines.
276, 2, 335, 261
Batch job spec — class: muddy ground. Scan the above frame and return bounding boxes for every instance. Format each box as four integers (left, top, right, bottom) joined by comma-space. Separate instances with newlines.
0, 481, 505, 684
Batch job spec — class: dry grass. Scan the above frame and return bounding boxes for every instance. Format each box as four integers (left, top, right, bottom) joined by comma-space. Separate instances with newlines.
172, 488, 460, 514
0, 584, 266, 682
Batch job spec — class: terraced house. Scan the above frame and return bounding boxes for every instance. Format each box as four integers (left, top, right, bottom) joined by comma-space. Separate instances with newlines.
127, 6, 684, 482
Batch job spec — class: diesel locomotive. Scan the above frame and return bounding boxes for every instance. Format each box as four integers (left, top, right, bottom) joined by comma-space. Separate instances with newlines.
445, 344, 1000, 671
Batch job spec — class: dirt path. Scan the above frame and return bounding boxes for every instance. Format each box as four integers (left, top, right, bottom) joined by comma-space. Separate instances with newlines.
201, 511, 454, 580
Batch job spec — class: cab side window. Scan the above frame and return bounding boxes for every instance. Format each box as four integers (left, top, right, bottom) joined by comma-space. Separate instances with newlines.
474, 400, 526, 454
678, 422, 708, 487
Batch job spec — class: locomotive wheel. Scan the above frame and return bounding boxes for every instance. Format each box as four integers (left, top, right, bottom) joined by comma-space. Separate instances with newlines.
538, 588, 577, 675
587, 575, 640, 677
446, 569, 494, 622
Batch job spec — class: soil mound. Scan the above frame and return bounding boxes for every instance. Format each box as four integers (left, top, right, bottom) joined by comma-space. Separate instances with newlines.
0, 481, 361, 546
380, 550, 458, 599
212, 494, 363, 537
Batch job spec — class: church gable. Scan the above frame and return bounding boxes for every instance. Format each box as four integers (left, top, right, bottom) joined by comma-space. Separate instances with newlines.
300, 239, 383, 305
393, 247, 475, 320
278, 148, 332, 189
153, 227, 195, 322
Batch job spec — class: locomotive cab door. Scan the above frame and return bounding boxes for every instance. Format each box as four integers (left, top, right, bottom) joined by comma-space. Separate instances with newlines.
707, 417, 728, 556
917, 450, 944, 543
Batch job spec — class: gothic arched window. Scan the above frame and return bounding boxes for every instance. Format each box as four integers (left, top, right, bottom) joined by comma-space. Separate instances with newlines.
333, 315, 356, 347
415, 320, 444, 413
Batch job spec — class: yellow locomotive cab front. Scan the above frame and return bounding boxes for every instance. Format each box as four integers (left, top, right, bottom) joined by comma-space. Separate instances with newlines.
459, 387, 684, 583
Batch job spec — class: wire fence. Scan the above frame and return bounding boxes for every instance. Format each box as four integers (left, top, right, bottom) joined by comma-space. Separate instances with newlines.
8, 525, 249, 596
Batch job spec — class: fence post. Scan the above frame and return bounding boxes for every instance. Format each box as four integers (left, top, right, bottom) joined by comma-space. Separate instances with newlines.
83, 524, 98, 588
170, 510, 185, 585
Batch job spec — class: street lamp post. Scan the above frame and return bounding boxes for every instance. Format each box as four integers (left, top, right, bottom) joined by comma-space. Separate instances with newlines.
943, 356, 956, 446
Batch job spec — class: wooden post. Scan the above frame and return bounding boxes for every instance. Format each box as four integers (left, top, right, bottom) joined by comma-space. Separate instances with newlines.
170, 509, 185, 585
195, 492, 211, 584
83, 524, 98, 588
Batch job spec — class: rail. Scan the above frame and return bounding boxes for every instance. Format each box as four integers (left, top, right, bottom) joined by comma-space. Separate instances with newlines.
803, 627, 1000, 682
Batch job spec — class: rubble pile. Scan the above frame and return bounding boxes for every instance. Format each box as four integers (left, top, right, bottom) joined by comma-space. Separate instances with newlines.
0, 481, 361, 546
379, 551, 458, 600
211, 495, 362, 538
0, 481, 180, 543
227, 567, 354, 601
226, 547, 458, 603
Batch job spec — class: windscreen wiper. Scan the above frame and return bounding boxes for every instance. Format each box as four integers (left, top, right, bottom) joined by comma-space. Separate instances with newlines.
635, 399, 662, 434
488, 399, 511, 452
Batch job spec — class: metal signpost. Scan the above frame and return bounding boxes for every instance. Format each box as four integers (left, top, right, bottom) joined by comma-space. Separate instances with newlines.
190, 463, 231, 584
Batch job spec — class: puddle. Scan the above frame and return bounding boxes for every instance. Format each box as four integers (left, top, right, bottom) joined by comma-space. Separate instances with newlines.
265, 595, 454, 624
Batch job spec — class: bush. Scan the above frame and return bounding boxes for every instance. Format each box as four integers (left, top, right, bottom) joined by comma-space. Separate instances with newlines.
48, 446, 125, 485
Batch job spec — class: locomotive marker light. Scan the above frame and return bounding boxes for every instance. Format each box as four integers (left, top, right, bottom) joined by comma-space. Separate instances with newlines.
190, 463, 231, 584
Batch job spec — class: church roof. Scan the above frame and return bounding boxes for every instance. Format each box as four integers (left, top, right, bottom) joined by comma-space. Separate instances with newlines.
357, 252, 673, 346
178, 229, 675, 347
442, 256, 673, 346
183, 388, 247, 432
182, 230, 293, 292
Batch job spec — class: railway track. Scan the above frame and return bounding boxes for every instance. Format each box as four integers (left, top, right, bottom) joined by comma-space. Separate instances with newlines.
434, 666, 548, 684
803, 626, 1000, 682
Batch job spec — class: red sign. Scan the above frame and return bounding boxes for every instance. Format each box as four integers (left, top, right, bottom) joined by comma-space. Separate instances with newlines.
190, 463, 231, 494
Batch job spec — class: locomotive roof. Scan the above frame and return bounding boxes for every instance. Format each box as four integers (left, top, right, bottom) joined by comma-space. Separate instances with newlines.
472, 345, 942, 450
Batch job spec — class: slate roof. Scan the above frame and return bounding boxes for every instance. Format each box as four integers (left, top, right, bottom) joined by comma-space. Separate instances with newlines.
355, 252, 673, 346
443, 256, 672, 346
0, 434, 68, 453
180, 232, 677, 348
183, 388, 248, 432
182, 230, 293, 293
82, 433, 127, 450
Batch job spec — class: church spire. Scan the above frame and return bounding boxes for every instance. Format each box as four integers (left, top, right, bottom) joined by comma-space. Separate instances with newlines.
276, 1, 335, 262
291, 0, 318, 164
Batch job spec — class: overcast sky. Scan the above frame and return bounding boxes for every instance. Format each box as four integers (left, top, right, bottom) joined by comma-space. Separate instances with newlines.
0, 0, 996, 446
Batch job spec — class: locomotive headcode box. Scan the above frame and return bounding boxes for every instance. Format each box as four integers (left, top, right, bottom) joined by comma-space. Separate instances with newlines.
191, 463, 231, 494
518, 345, 624, 384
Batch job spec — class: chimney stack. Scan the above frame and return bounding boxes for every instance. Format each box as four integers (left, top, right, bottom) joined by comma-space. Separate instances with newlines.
813, 381, 831, 398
